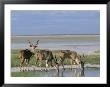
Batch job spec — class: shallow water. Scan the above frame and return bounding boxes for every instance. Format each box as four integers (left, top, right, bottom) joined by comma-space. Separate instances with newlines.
11, 35, 100, 54
34, 68, 100, 77
12, 68, 100, 77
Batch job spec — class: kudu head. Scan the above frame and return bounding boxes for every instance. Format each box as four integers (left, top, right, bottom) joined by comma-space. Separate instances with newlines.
28, 40, 39, 53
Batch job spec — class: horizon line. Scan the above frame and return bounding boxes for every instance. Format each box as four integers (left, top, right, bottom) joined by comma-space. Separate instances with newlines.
12, 34, 100, 36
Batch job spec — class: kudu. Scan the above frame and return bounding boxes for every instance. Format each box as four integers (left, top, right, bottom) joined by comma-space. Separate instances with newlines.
18, 40, 39, 68
56, 50, 82, 69
28, 40, 58, 70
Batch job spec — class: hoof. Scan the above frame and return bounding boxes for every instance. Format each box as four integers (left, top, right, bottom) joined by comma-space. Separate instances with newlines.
63, 68, 65, 71
40, 69, 43, 71
45, 69, 48, 72
33, 68, 35, 71
56, 69, 59, 72
70, 68, 73, 70
26, 69, 29, 71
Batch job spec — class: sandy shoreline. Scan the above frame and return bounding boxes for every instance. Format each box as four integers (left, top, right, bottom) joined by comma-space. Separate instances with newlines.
12, 45, 99, 55
11, 64, 100, 72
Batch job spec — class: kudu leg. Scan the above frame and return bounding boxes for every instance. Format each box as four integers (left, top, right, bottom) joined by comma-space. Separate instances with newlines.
75, 58, 82, 69
39, 60, 43, 71
45, 60, 49, 71
25, 59, 30, 71
61, 59, 64, 70
20, 58, 25, 71
70, 59, 73, 70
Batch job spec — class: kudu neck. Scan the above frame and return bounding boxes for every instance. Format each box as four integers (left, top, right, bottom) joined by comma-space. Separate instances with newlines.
29, 47, 36, 54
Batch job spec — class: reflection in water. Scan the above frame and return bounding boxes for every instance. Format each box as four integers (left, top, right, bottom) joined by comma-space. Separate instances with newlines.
44, 67, 100, 77
72, 69, 85, 77
51, 68, 85, 77
81, 69, 85, 77
11, 67, 100, 77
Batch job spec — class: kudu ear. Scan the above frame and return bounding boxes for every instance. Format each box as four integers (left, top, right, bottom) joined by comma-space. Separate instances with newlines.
28, 40, 33, 47
36, 40, 39, 45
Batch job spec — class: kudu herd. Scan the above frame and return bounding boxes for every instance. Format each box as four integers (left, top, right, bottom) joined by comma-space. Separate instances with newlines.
18, 40, 85, 71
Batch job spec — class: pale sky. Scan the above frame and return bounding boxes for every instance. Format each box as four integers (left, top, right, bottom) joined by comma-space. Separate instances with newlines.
11, 10, 100, 35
